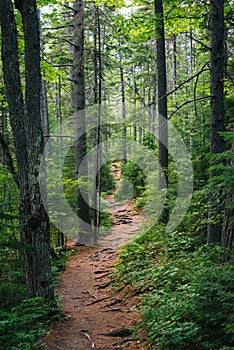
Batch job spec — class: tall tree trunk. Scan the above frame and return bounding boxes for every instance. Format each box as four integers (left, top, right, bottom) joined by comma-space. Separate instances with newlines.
207, 0, 225, 244
221, 141, 234, 255
93, 6, 102, 245
133, 63, 137, 142
119, 44, 127, 162
41, 79, 50, 144
0, 0, 53, 301
172, 34, 177, 94
93, 7, 98, 106
72, 0, 92, 244
152, 52, 157, 138
55, 74, 65, 247
154, 0, 169, 223
222, 191, 234, 254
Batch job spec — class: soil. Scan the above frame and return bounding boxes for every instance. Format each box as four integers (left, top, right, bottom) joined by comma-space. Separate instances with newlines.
42, 163, 148, 350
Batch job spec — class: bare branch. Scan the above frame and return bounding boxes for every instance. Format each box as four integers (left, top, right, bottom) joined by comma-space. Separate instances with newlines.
163, 64, 210, 100
170, 96, 211, 117
186, 33, 211, 50
42, 25, 74, 31
63, 3, 76, 13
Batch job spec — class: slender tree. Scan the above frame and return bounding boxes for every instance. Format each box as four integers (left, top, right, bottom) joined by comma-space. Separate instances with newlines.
93, 5, 102, 245
221, 140, 234, 254
154, 0, 169, 223
207, 0, 225, 244
72, 0, 92, 244
119, 45, 127, 162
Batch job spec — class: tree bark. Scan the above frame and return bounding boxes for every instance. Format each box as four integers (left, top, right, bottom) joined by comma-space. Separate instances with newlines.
72, 0, 92, 244
222, 193, 234, 254
119, 42, 127, 163
0, 0, 54, 301
93, 6, 102, 245
207, 0, 225, 244
221, 141, 234, 255
154, 0, 169, 223
41, 79, 50, 145
172, 34, 177, 93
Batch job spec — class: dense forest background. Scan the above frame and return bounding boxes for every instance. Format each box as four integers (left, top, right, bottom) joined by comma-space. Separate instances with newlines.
0, 0, 233, 349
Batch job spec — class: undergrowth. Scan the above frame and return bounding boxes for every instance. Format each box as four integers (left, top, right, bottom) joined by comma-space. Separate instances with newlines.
0, 247, 71, 349
0, 297, 61, 350
114, 226, 234, 349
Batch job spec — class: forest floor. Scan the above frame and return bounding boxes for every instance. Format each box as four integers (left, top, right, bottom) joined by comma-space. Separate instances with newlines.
43, 163, 149, 350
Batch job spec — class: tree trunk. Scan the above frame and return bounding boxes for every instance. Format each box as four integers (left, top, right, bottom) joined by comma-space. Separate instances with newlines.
207, 0, 225, 244
172, 34, 177, 93
72, 0, 92, 244
222, 192, 234, 254
93, 6, 102, 245
154, 0, 169, 223
41, 79, 50, 144
221, 141, 234, 255
119, 44, 127, 163
133, 63, 137, 142
0, 0, 54, 301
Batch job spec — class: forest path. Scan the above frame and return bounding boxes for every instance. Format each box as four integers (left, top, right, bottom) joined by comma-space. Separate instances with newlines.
43, 163, 147, 350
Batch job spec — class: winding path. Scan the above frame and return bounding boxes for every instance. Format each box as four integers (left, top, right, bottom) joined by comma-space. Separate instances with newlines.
43, 165, 147, 350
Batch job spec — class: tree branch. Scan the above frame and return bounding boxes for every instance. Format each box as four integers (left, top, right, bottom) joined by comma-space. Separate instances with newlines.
63, 3, 76, 13
185, 33, 211, 51
42, 25, 74, 31
147, 64, 210, 106
163, 64, 210, 100
170, 96, 211, 117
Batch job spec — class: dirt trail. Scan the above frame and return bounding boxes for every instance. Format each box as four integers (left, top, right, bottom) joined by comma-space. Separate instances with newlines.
43, 163, 147, 350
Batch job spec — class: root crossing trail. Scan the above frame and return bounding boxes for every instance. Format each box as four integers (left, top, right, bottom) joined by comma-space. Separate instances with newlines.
43, 164, 147, 350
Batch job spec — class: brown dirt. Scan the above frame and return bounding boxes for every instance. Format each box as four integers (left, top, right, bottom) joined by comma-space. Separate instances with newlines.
42, 163, 148, 350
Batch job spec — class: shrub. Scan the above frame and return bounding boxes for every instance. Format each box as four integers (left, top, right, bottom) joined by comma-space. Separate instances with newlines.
114, 226, 234, 349
0, 297, 60, 350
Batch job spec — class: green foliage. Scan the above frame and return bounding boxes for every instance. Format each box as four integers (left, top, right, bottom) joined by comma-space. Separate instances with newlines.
0, 297, 61, 350
0, 247, 68, 349
0, 254, 26, 309
114, 226, 234, 349
98, 211, 115, 236
142, 261, 234, 349
50, 246, 71, 282
121, 160, 146, 197
100, 162, 116, 194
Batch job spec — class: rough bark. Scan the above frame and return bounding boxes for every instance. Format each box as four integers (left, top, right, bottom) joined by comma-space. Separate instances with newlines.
119, 44, 127, 162
93, 6, 102, 245
207, 0, 225, 244
154, 0, 169, 223
221, 141, 234, 254
222, 192, 234, 253
72, 0, 92, 243
41, 79, 50, 144
172, 34, 177, 93
0, 0, 54, 301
